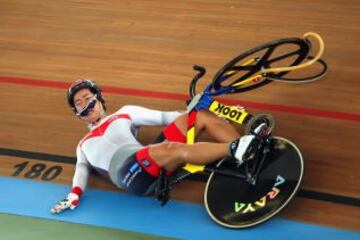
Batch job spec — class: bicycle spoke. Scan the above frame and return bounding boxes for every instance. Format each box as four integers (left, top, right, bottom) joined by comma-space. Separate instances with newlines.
227, 46, 277, 85
257, 45, 277, 66
218, 66, 262, 87
228, 64, 258, 72
219, 62, 259, 82
268, 48, 303, 63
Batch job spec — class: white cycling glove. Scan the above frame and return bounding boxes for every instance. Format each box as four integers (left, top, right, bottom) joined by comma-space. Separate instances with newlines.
50, 186, 83, 214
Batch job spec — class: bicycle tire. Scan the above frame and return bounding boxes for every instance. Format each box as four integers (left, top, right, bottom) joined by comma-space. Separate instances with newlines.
212, 38, 310, 93
204, 136, 304, 228
265, 57, 328, 83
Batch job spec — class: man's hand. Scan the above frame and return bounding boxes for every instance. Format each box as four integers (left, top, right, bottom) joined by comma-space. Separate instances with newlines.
50, 187, 83, 214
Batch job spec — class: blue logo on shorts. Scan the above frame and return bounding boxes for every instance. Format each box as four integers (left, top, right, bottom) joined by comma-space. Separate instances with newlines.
129, 162, 139, 173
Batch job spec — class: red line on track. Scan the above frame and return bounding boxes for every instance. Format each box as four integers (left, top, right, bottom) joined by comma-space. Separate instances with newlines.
1, 76, 359, 123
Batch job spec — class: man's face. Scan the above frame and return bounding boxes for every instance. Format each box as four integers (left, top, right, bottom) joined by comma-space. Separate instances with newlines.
73, 88, 102, 122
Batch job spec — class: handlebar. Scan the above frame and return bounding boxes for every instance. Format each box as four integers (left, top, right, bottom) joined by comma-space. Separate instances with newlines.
190, 65, 234, 98
189, 65, 206, 98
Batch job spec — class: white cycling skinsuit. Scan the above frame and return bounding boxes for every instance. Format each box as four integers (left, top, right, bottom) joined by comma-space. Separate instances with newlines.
73, 105, 182, 195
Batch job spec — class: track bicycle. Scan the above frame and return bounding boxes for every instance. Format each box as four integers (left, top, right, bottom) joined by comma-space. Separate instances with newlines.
154, 32, 327, 228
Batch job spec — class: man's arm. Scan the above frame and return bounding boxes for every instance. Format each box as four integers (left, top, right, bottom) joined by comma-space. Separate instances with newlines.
50, 145, 91, 214
72, 146, 91, 191
117, 105, 183, 127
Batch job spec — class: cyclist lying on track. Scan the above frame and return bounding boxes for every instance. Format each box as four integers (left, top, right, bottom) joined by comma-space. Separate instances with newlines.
51, 79, 266, 214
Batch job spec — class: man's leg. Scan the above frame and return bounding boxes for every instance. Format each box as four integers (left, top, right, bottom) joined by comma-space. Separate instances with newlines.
171, 110, 240, 142
148, 141, 229, 171
148, 110, 240, 171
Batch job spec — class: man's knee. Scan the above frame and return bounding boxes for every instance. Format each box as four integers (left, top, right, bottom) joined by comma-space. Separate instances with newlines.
154, 142, 187, 171
150, 142, 186, 165
162, 142, 185, 155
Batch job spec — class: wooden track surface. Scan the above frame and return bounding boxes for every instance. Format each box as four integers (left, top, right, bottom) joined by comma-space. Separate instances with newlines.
0, 0, 359, 231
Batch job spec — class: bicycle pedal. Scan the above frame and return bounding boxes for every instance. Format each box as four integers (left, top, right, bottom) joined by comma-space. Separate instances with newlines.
245, 113, 275, 135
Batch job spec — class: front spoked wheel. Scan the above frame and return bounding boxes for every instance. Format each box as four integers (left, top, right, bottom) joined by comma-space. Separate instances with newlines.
204, 136, 304, 228
212, 34, 327, 94
212, 38, 309, 93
